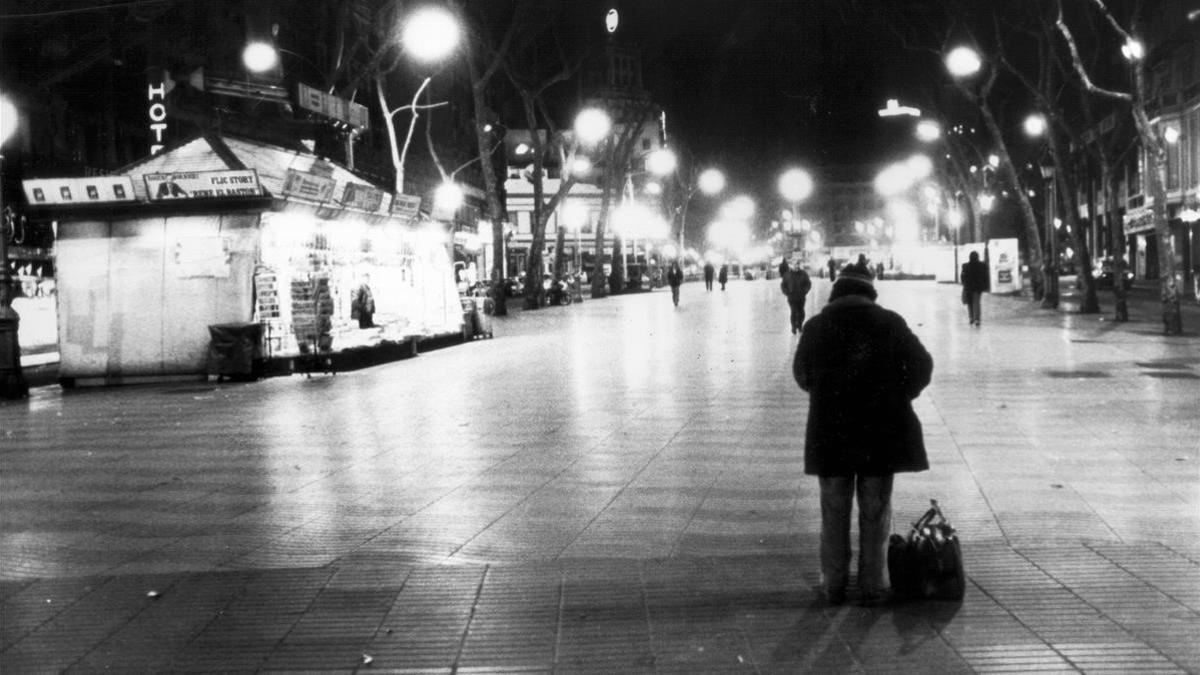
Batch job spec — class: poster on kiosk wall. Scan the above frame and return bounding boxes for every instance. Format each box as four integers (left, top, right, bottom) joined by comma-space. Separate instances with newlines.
987, 238, 1020, 294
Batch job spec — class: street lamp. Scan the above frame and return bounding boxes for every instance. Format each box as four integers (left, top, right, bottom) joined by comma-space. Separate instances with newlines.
242, 41, 280, 73
1039, 163, 1059, 308
915, 119, 942, 143
675, 166, 724, 261
945, 46, 982, 78
0, 92, 26, 398
779, 168, 813, 258
574, 108, 612, 147
402, 6, 461, 62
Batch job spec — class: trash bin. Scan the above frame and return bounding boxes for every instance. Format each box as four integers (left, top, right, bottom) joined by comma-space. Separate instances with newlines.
207, 322, 264, 380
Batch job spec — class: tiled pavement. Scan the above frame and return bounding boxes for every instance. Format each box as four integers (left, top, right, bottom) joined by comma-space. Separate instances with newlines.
2, 279, 1198, 673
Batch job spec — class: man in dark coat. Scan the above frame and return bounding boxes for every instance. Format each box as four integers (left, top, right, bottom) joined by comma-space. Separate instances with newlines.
703, 262, 715, 291
666, 260, 684, 307
782, 263, 812, 334
793, 262, 933, 605
960, 250, 989, 326
718, 264, 729, 290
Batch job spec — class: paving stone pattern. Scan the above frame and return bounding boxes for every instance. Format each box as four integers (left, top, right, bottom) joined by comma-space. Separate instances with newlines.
2, 280, 1198, 673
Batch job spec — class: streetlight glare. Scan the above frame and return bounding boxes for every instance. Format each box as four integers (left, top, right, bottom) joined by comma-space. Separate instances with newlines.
570, 157, 592, 175
945, 46, 982, 78
778, 168, 814, 202
723, 195, 756, 221
698, 168, 726, 195
1023, 113, 1047, 137
574, 108, 611, 146
0, 94, 17, 146
1121, 39, 1144, 61
434, 181, 464, 212
402, 6, 461, 63
646, 148, 677, 176
242, 42, 279, 73
915, 120, 941, 142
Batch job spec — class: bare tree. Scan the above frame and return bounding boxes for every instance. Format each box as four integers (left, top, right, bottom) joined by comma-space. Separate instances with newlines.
1056, 0, 1185, 334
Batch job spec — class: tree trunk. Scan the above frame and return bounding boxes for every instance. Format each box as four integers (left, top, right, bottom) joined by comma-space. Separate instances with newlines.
465, 65, 508, 315
1048, 132, 1099, 313
1103, 164, 1129, 321
591, 146, 617, 298
979, 104, 1047, 304
1148, 144, 1183, 334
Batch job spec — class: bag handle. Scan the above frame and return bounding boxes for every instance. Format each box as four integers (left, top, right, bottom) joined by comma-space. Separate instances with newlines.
911, 499, 947, 533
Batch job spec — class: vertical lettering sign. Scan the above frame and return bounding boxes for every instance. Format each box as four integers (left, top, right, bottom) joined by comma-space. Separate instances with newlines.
148, 79, 168, 154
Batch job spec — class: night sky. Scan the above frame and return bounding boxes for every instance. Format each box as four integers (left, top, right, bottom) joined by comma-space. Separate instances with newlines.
589, 0, 944, 195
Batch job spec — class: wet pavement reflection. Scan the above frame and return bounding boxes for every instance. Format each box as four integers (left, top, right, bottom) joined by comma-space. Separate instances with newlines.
2, 278, 1198, 672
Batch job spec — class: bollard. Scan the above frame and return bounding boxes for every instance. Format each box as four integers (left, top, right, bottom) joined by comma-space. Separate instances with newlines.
0, 304, 27, 398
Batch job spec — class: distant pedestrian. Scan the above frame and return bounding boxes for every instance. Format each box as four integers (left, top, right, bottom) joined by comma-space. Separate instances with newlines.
718, 264, 729, 291
960, 251, 988, 326
704, 262, 715, 291
782, 263, 812, 334
827, 258, 837, 281
667, 260, 684, 307
778, 258, 790, 279
794, 262, 933, 606
351, 275, 375, 328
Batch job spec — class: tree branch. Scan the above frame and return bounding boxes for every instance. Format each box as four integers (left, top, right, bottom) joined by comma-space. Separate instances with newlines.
1054, 2, 1132, 102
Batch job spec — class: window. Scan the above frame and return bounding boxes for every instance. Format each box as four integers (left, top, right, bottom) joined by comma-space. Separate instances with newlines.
517, 211, 532, 234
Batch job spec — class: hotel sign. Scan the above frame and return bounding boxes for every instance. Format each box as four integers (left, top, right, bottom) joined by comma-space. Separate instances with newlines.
144, 170, 262, 200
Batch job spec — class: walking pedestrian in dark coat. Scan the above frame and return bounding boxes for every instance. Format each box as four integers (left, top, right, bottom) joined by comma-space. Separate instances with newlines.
667, 261, 684, 307
960, 251, 988, 326
793, 262, 933, 606
703, 262, 715, 291
827, 258, 837, 281
718, 264, 729, 290
782, 264, 812, 333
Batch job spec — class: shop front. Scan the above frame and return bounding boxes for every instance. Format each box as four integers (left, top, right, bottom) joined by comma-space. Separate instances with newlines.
24, 134, 463, 386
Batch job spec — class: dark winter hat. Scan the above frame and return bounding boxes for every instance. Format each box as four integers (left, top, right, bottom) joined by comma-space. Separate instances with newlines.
836, 262, 874, 288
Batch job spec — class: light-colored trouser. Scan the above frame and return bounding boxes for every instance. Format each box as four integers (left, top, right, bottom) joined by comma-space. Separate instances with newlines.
818, 474, 894, 595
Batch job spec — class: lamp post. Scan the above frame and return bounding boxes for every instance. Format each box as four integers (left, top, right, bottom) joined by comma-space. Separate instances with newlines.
1039, 163, 1059, 308
677, 167, 725, 260
948, 206, 964, 283
0, 93, 26, 398
779, 168, 813, 261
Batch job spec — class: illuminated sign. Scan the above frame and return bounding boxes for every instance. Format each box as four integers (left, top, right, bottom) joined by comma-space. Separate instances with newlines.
23, 176, 137, 205
297, 83, 370, 129
340, 182, 384, 212
390, 193, 422, 220
144, 170, 261, 200
148, 80, 168, 154
282, 169, 336, 202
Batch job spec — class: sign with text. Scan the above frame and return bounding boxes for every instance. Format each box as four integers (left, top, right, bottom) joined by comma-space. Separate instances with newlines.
390, 193, 422, 220
23, 176, 137, 205
282, 169, 336, 202
340, 182, 384, 212
297, 83, 370, 129
144, 170, 261, 200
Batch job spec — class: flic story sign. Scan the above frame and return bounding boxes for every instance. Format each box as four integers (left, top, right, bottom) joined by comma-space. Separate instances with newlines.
23, 176, 137, 205
144, 170, 262, 200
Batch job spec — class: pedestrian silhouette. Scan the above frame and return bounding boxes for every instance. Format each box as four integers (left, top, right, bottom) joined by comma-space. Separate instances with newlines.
960, 251, 988, 326
667, 260, 684, 307
827, 258, 837, 281
794, 262, 934, 606
718, 264, 729, 290
704, 262, 715, 291
781, 261, 812, 334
